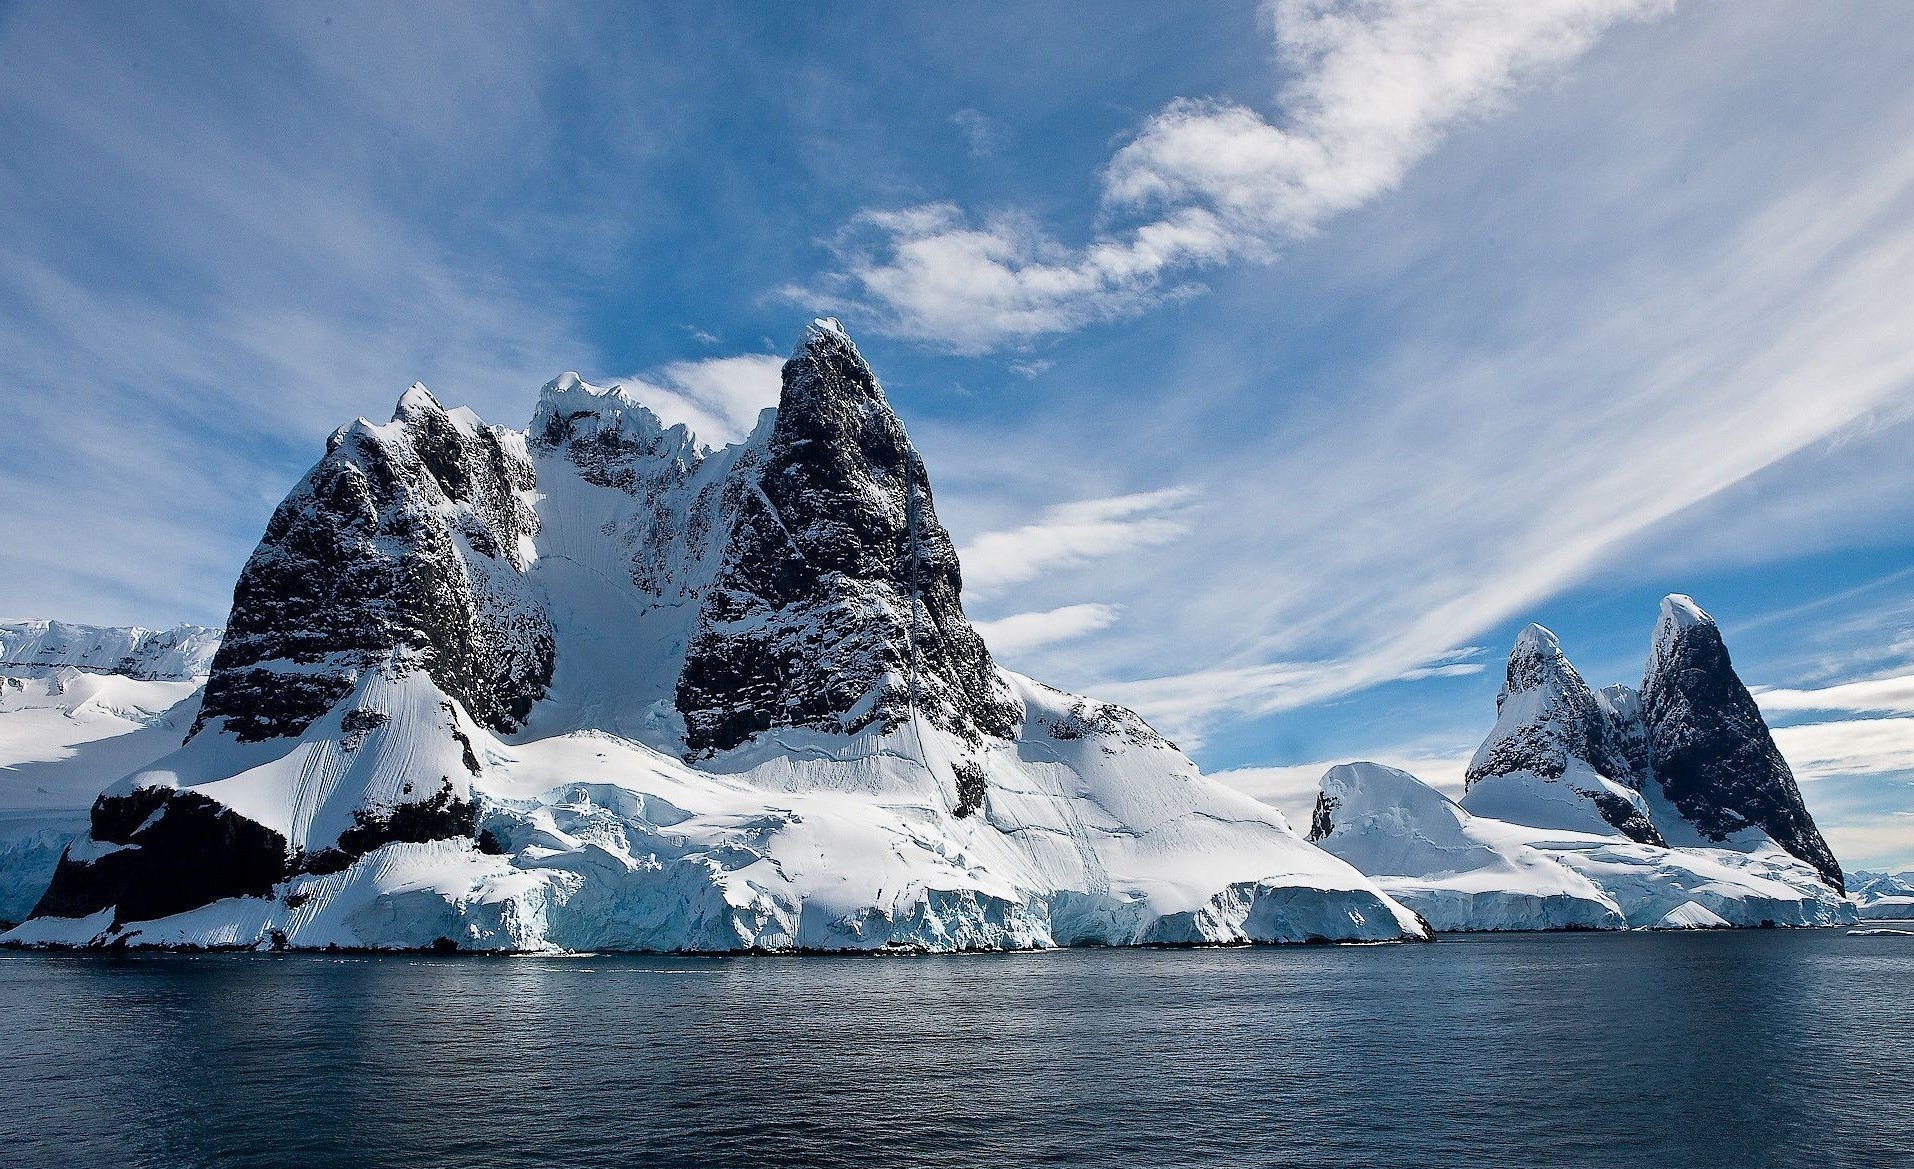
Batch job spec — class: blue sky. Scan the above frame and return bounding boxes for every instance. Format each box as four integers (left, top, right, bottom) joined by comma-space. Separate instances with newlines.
3, 1, 1912, 868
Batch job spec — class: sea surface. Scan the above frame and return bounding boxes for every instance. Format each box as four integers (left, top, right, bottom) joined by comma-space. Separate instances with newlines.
0, 929, 1907, 1168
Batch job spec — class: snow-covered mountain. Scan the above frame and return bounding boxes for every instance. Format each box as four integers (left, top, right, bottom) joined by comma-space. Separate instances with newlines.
0, 620, 219, 681
1851, 870, 1914, 919
1462, 623, 1663, 845
7, 321, 1426, 952
0, 625, 219, 925
1308, 597, 1853, 931
1640, 595, 1843, 890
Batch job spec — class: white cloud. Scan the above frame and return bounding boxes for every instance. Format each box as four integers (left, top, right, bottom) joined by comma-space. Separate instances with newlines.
1774, 717, 1914, 782
1758, 675, 1914, 718
1092, 661, 1330, 749
822, 0, 1665, 351
1821, 817, 1914, 874
951, 108, 1002, 159
613, 353, 785, 447
959, 487, 1196, 598
974, 603, 1122, 656
1395, 646, 1489, 682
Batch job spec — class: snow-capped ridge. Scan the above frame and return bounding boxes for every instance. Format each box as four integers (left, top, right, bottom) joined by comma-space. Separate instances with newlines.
0, 620, 222, 682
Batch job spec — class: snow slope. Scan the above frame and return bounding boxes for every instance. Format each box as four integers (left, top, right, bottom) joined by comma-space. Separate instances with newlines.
8, 322, 1427, 952
0, 647, 212, 923
1310, 762, 1853, 931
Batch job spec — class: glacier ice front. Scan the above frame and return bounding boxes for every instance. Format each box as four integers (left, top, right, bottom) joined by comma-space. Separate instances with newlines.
6, 322, 1428, 953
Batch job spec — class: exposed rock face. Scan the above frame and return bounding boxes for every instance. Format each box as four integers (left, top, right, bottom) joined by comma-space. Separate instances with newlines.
1596, 683, 1652, 782
32, 788, 288, 926
1464, 624, 1663, 844
196, 385, 553, 742
676, 319, 1019, 756
1640, 595, 1843, 892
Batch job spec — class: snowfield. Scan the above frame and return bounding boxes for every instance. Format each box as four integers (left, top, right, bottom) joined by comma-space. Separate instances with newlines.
1311, 762, 1853, 932
0, 669, 208, 923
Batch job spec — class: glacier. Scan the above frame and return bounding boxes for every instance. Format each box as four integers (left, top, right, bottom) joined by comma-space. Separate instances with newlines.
0, 629, 215, 925
1309, 762, 1850, 931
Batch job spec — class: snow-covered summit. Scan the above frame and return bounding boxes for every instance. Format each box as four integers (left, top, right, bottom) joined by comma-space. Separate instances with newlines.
1657, 591, 1711, 636
10, 321, 1427, 953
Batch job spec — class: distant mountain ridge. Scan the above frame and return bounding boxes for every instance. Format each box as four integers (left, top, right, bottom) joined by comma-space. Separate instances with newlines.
0, 620, 220, 682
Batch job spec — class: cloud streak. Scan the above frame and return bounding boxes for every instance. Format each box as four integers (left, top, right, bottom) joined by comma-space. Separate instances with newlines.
820, 0, 1665, 352
958, 488, 1197, 599
974, 603, 1123, 657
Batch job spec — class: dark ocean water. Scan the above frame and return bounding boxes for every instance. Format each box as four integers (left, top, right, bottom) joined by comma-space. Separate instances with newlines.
0, 929, 1908, 1169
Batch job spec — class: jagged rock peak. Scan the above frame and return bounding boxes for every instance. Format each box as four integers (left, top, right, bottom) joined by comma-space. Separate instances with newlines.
1640, 593, 1843, 891
196, 387, 553, 743
676, 320, 1021, 756
1468, 622, 1637, 789
1465, 622, 1662, 844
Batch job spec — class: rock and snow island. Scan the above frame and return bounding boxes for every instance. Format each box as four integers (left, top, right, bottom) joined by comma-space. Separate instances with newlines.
1307, 600, 1855, 931
3, 321, 1428, 953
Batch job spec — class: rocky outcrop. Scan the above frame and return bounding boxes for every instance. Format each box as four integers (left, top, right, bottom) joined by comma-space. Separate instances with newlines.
676, 319, 1019, 756
196, 385, 553, 742
1640, 595, 1842, 892
1463, 624, 1663, 844
31, 788, 288, 926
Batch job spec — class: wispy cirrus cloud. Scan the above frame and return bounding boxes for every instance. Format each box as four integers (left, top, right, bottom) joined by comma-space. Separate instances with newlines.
974, 603, 1122, 657
1758, 675, 1914, 719
813, 0, 1667, 352
958, 487, 1197, 599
